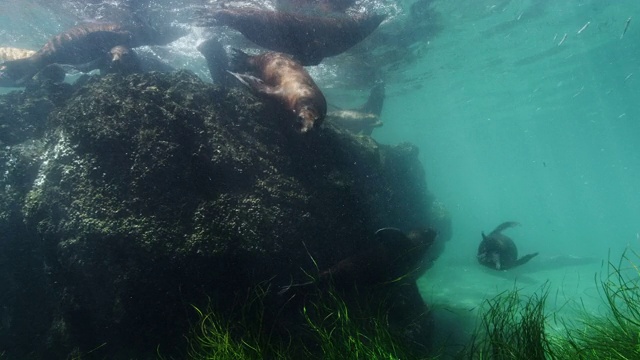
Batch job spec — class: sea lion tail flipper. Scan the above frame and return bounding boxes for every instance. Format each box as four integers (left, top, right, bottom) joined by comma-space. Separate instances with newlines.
229, 48, 257, 73
514, 252, 539, 267
33, 64, 66, 83
227, 71, 278, 95
198, 38, 230, 84
359, 81, 385, 116
490, 221, 520, 235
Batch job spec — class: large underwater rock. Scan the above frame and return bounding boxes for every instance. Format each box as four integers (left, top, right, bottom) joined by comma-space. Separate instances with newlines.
0, 71, 450, 358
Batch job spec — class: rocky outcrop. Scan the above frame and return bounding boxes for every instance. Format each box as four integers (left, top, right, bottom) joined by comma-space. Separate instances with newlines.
0, 71, 450, 358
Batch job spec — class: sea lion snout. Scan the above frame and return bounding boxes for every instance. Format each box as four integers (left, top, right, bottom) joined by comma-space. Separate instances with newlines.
296, 105, 322, 133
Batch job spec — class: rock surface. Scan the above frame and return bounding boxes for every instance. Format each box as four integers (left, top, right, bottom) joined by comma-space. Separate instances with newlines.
0, 71, 450, 358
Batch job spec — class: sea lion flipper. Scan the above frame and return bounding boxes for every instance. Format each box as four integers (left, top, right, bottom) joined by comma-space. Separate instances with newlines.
513, 252, 539, 267
490, 221, 520, 235
227, 70, 278, 95
359, 82, 385, 116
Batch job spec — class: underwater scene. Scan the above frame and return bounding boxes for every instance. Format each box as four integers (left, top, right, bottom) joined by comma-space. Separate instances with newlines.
1, 0, 639, 358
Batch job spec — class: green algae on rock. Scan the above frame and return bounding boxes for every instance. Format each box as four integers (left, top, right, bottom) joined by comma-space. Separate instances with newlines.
0, 71, 450, 358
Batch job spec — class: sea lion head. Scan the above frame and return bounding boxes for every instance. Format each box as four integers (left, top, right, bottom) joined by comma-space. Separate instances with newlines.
106, 46, 141, 74
294, 100, 324, 133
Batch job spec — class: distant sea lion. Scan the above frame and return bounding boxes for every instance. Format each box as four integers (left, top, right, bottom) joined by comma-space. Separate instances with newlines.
196, 8, 386, 66
477, 221, 538, 270
229, 50, 327, 133
327, 82, 385, 135
0, 22, 186, 84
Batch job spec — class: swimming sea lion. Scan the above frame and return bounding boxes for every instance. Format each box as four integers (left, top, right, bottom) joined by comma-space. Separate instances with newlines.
0, 22, 186, 84
229, 50, 327, 133
477, 221, 538, 270
327, 82, 385, 135
196, 8, 386, 66
276, 0, 357, 13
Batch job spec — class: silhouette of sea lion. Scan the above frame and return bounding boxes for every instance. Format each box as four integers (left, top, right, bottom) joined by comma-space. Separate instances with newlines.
281, 227, 437, 294
327, 82, 385, 135
0, 22, 186, 84
229, 50, 327, 133
196, 8, 386, 66
322, 227, 437, 289
477, 221, 538, 270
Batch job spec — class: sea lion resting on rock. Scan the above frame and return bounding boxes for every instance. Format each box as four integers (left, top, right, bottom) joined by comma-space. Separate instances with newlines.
196, 8, 386, 66
76, 46, 176, 76
321, 227, 437, 289
282, 227, 437, 293
229, 50, 327, 133
0, 22, 186, 84
327, 82, 385, 135
477, 221, 538, 270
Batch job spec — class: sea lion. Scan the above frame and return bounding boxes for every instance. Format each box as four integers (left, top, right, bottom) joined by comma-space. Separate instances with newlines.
321, 227, 437, 289
229, 50, 327, 133
196, 8, 386, 66
197, 38, 232, 87
276, 0, 357, 13
477, 221, 538, 270
0, 22, 186, 84
327, 82, 385, 135
75, 45, 143, 75
281, 227, 437, 294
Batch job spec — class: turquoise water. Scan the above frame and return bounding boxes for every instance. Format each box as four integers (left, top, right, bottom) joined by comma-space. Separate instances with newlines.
374, 0, 640, 347
2, 0, 640, 354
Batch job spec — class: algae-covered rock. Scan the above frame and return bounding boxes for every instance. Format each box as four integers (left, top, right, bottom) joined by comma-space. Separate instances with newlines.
0, 71, 450, 358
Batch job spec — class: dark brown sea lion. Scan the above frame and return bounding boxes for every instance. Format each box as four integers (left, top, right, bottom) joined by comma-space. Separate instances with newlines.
229, 50, 327, 133
327, 82, 385, 135
477, 221, 538, 270
75, 45, 143, 75
196, 8, 386, 66
281, 227, 437, 294
321, 227, 437, 289
0, 22, 186, 84
275, 0, 357, 13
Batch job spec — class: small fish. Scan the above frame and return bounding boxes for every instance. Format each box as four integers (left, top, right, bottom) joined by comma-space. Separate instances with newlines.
621, 17, 632, 39
557, 33, 567, 46
577, 21, 590, 35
